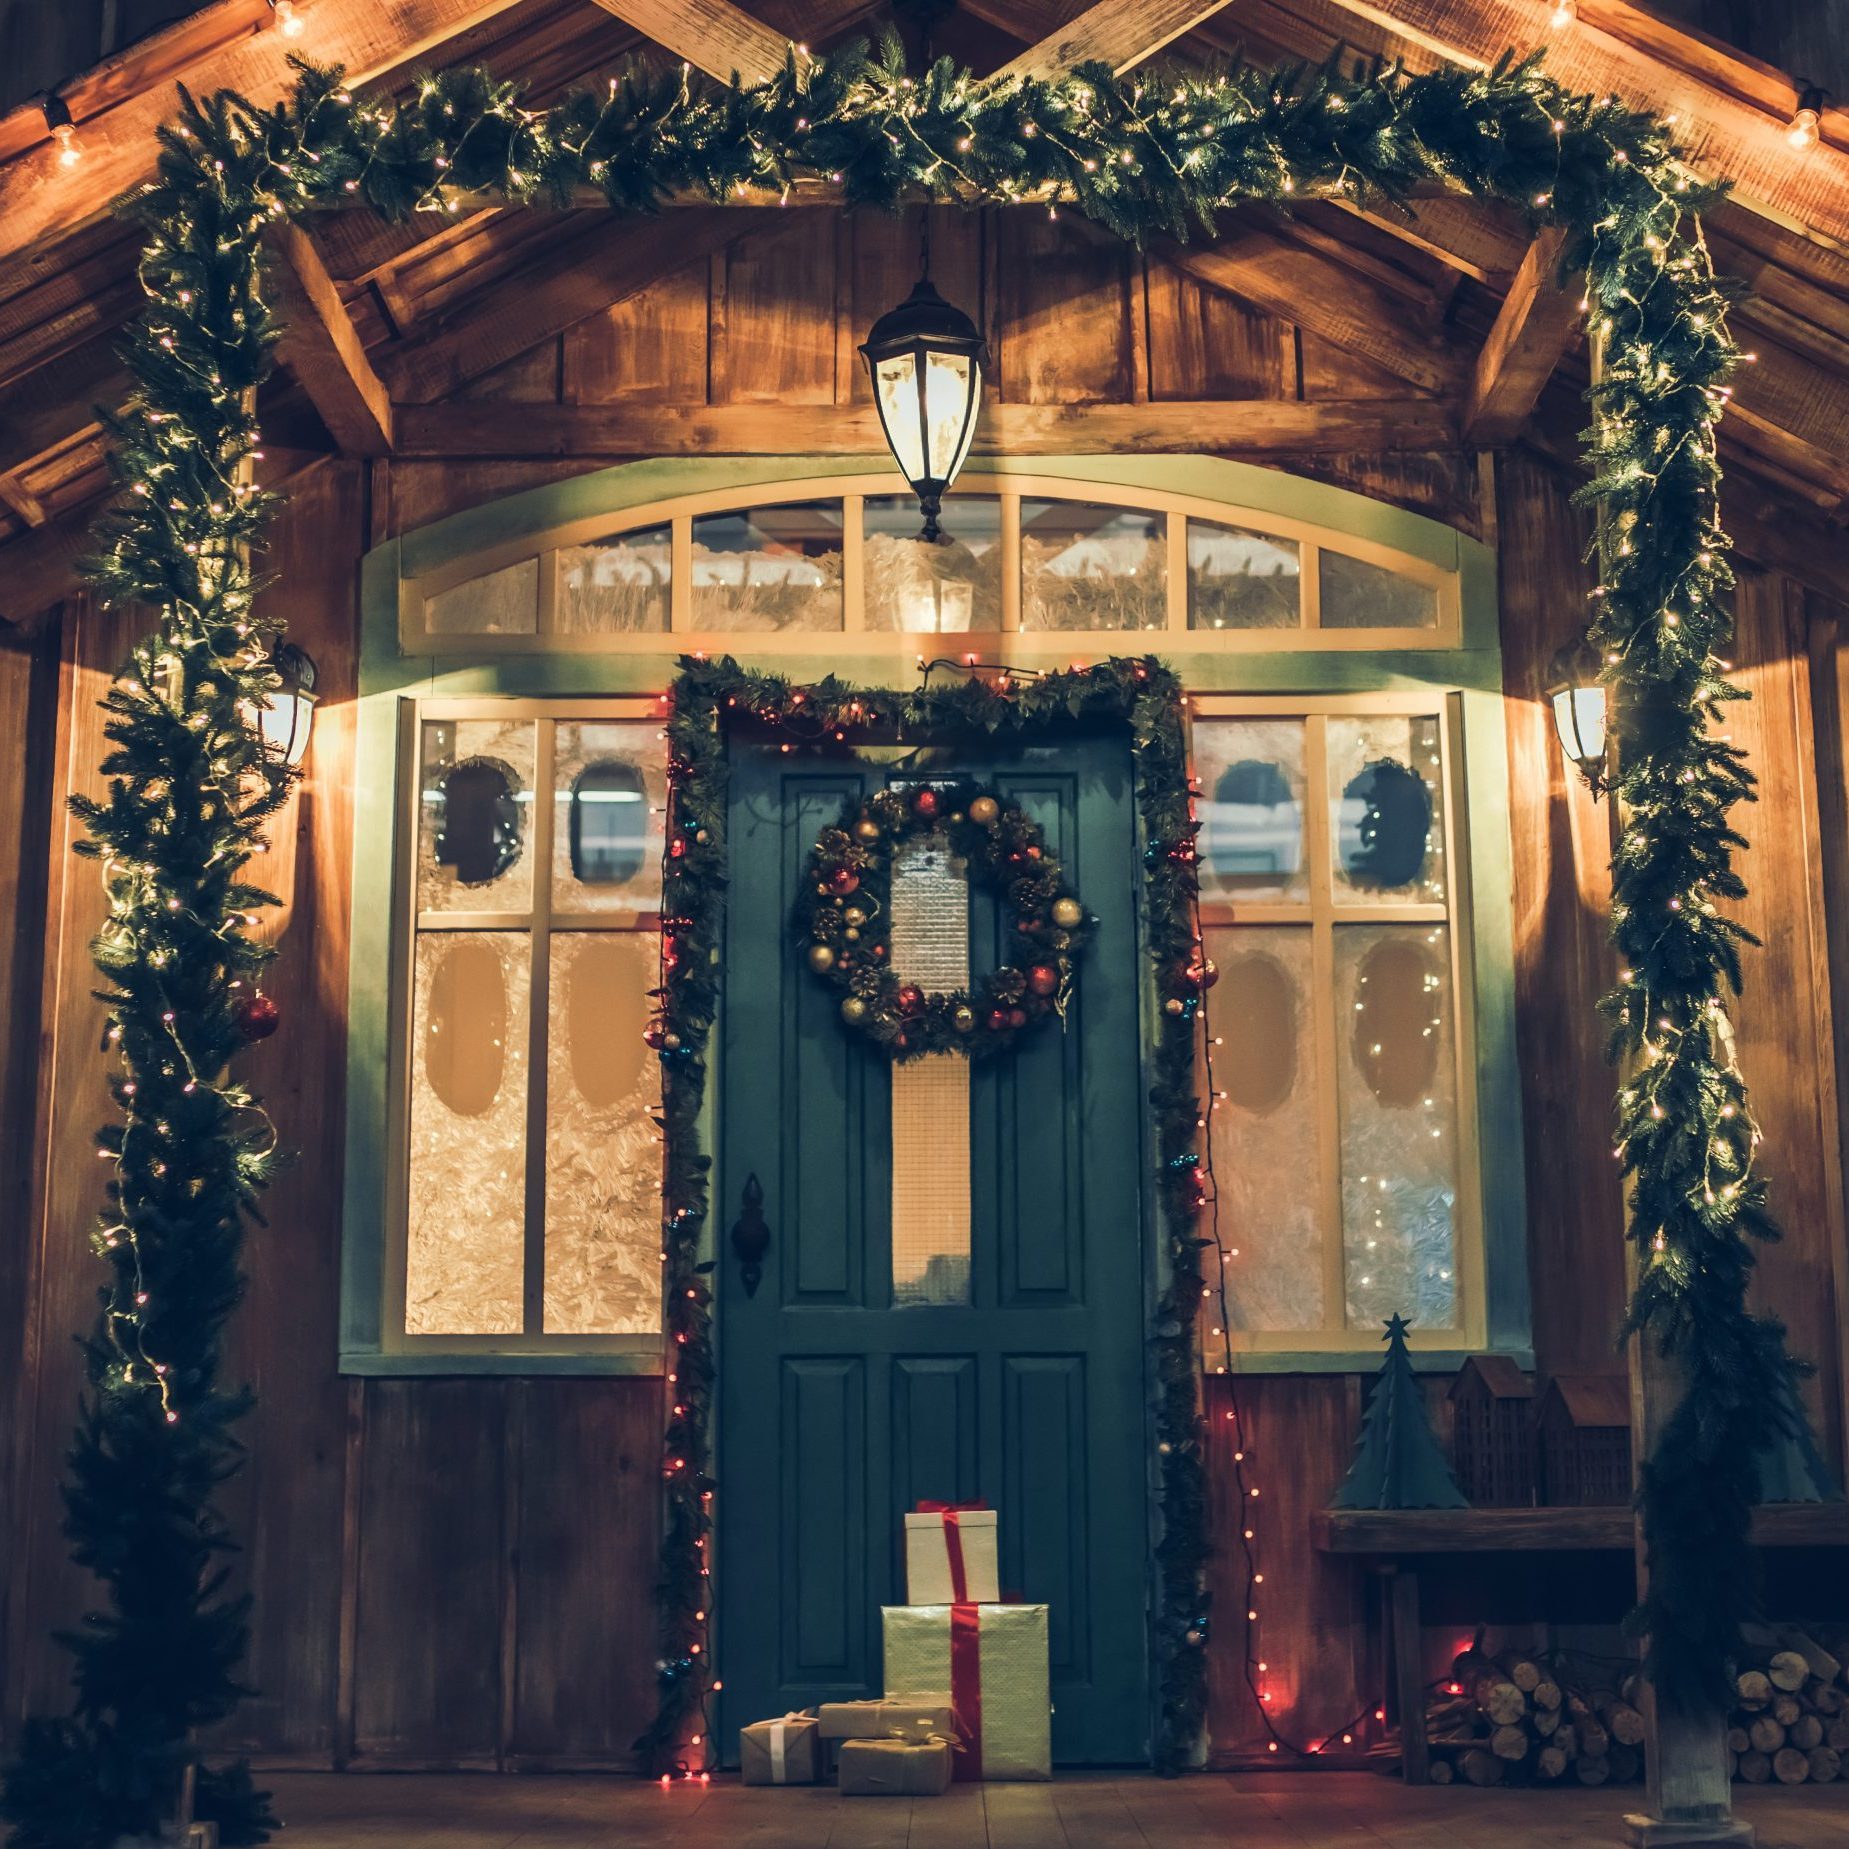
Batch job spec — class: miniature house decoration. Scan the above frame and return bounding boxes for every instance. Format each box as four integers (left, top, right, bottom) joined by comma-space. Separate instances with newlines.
1537, 1374, 1633, 1507
1447, 1354, 1535, 1507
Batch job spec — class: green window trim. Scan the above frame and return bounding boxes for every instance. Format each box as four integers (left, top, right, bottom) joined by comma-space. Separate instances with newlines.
341, 455, 1527, 1375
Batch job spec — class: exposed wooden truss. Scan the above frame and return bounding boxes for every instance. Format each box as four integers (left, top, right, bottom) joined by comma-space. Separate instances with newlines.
990, 0, 1237, 81
1461, 229, 1581, 447
266, 225, 394, 456
589, 0, 794, 84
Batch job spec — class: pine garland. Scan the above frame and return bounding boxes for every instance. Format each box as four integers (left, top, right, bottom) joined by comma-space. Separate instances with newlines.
4, 32, 1798, 1839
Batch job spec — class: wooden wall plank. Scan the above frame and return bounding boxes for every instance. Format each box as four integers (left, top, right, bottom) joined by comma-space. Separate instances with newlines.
995, 213, 1134, 404
1143, 259, 1294, 401
207, 462, 367, 1760
508, 1380, 661, 1764
1721, 567, 1848, 1469
1495, 448, 1628, 1374
352, 1379, 508, 1762
714, 216, 839, 406
562, 261, 710, 405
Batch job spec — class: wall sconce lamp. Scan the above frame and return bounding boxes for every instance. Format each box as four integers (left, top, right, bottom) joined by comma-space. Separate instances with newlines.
1545, 634, 1610, 798
256, 641, 318, 769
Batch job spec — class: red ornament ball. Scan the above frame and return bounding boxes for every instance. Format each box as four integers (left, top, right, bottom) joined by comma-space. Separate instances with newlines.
825, 867, 860, 897
1008, 1007, 1028, 1029
235, 991, 280, 1041
912, 787, 941, 821
1027, 963, 1060, 998
987, 1008, 1011, 1034
896, 984, 925, 1018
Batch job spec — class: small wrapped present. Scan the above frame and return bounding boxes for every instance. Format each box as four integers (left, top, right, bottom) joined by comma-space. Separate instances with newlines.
882, 1604, 1051, 1781
739, 1710, 820, 1786
904, 1503, 1000, 1604
838, 1736, 954, 1797
816, 1695, 957, 1743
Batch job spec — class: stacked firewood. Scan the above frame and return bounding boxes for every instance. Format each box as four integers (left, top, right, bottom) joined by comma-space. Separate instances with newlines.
1424, 1645, 1645, 1787
1727, 1633, 1849, 1786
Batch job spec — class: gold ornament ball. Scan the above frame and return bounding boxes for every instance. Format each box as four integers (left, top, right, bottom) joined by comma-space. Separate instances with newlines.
844, 905, 867, 928
968, 795, 1000, 826
844, 927, 861, 942
1051, 896, 1084, 929
952, 1004, 977, 1033
840, 995, 868, 1025
853, 817, 882, 842
1164, 997, 1184, 1016
808, 943, 837, 974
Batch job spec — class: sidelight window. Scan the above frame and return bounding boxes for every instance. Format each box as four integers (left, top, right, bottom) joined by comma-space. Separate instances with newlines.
1192, 697, 1481, 1357
391, 703, 667, 1353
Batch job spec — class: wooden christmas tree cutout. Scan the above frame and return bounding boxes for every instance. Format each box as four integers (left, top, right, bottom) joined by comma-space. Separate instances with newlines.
1332, 1315, 1468, 1511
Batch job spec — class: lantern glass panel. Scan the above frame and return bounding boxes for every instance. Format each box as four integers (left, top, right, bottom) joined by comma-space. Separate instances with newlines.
923, 348, 979, 483
873, 353, 927, 484
1552, 684, 1607, 767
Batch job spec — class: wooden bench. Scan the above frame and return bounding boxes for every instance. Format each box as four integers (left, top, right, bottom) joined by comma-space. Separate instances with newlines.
1311, 1505, 1849, 1782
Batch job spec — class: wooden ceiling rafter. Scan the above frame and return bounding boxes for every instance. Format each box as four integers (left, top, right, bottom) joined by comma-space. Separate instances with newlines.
588, 0, 796, 85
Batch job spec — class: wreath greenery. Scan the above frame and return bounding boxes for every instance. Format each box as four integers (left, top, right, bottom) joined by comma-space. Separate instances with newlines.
798, 781, 1090, 1059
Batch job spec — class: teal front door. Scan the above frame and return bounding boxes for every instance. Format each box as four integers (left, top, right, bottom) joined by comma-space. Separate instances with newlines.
717, 734, 1150, 1765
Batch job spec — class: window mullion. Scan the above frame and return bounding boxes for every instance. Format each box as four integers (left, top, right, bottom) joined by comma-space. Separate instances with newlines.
523, 719, 559, 1338
1302, 715, 1346, 1341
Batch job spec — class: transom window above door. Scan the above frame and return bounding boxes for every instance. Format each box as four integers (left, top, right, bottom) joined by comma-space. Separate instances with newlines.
403, 471, 1459, 653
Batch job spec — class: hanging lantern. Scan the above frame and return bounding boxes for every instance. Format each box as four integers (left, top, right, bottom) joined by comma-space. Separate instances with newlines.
1544, 634, 1609, 797
256, 641, 318, 768
860, 278, 987, 542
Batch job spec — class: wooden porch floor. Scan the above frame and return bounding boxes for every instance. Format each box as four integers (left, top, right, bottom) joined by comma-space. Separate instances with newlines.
267, 1770, 1849, 1849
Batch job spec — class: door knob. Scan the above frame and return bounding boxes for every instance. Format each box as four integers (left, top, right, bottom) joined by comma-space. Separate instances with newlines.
730, 1172, 771, 1298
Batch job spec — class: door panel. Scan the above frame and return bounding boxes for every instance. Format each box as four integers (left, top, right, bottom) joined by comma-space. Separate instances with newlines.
719, 737, 1148, 1764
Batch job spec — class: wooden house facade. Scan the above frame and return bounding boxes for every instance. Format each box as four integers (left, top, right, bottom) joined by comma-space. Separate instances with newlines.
2, 0, 1849, 1801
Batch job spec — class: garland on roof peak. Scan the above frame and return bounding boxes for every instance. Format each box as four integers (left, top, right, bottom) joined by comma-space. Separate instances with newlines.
2, 36, 1802, 1843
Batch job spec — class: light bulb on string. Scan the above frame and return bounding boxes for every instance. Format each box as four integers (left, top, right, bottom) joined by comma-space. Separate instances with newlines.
41, 94, 82, 168
1786, 86, 1825, 151
1549, 0, 1575, 25
270, 0, 307, 36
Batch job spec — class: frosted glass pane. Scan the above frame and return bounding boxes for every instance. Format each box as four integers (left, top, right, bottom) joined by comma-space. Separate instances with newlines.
1193, 718, 1307, 904
1187, 520, 1300, 630
406, 932, 529, 1335
545, 933, 664, 1335
1321, 550, 1438, 630
864, 494, 1002, 632
889, 838, 971, 1306
1327, 713, 1447, 906
1020, 500, 1166, 632
1336, 924, 1459, 1330
551, 720, 666, 914
1204, 927, 1324, 1332
691, 502, 843, 631
555, 527, 671, 633
418, 718, 537, 914
424, 558, 538, 635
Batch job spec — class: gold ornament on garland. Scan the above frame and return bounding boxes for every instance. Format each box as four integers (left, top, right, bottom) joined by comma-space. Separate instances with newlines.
798, 780, 1090, 1061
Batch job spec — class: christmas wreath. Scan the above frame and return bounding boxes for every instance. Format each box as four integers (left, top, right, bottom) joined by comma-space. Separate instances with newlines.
798, 781, 1090, 1060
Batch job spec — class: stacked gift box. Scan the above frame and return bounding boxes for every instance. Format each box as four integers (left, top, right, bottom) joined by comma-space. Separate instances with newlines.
737, 1500, 1051, 1793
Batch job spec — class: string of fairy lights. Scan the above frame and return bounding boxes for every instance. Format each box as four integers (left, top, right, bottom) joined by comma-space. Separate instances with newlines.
10, 3, 1829, 1831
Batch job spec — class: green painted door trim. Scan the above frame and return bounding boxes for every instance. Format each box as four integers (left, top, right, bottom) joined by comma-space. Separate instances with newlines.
340, 457, 1529, 1374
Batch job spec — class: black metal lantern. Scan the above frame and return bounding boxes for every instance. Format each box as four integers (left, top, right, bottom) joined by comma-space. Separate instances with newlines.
1544, 633, 1609, 797
256, 640, 318, 768
860, 277, 987, 542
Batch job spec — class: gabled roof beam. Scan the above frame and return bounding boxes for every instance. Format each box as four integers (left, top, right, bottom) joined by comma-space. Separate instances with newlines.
991, 0, 1237, 82
588, 0, 793, 85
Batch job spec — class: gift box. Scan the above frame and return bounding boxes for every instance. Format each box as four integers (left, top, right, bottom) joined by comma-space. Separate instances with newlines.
904, 1503, 1001, 1604
882, 1603, 1051, 1781
837, 1736, 955, 1797
739, 1710, 820, 1786
816, 1695, 957, 1744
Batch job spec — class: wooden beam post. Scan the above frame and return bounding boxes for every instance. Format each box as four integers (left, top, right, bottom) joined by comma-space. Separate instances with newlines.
587, 0, 794, 84
1461, 228, 1583, 446
265, 225, 394, 457
990, 0, 1236, 81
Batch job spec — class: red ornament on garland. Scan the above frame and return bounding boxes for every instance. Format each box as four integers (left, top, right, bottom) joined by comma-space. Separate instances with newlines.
896, 983, 925, 1018
912, 787, 941, 821
824, 867, 860, 896
235, 991, 280, 1041
1027, 963, 1060, 998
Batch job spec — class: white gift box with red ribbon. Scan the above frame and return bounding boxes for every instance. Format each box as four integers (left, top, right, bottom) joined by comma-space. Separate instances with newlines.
903, 1503, 1000, 1605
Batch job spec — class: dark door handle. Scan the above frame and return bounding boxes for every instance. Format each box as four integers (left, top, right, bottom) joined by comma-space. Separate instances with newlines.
730, 1172, 771, 1298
